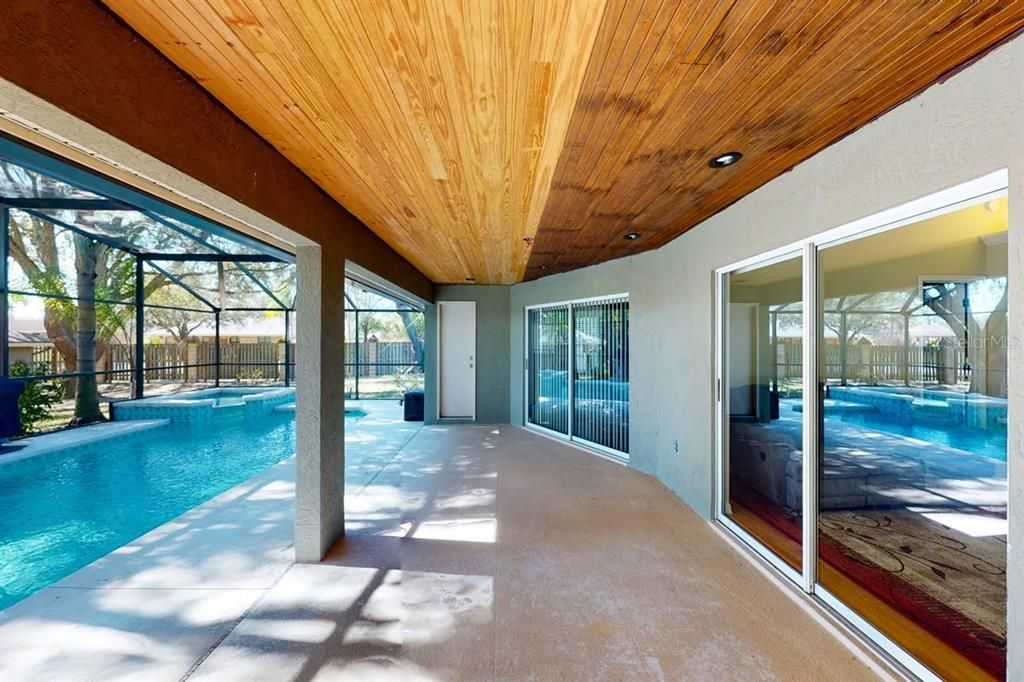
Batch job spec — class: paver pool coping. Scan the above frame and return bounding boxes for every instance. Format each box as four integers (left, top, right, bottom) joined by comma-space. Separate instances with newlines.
115, 386, 294, 407
0, 393, 369, 466
0, 419, 171, 466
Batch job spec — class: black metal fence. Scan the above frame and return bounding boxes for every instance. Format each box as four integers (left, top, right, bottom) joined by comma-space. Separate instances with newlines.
21, 335, 424, 397
344, 309, 424, 399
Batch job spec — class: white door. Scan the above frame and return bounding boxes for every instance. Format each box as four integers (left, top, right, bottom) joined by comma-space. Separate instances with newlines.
439, 301, 476, 419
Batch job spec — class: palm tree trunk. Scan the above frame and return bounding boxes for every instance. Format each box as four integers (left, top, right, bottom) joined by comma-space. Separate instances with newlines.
72, 236, 105, 424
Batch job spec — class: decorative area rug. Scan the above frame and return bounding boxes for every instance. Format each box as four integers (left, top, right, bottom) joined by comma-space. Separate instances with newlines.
731, 486, 1006, 679
819, 509, 1005, 678
820, 510, 1005, 638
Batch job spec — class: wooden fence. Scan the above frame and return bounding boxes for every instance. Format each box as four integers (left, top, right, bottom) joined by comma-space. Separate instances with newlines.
23, 339, 421, 383
345, 340, 420, 377
775, 340, 970, 384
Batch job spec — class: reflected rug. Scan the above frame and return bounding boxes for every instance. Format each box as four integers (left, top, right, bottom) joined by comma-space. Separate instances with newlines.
732, 488, 1006, 679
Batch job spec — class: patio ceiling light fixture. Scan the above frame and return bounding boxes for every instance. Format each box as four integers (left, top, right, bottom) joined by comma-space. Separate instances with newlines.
624, 232, 641, 240
708, 151, 743, 168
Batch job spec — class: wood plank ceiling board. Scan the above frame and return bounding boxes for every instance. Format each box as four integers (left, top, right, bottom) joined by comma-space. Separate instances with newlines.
103, 0, 607, 284
103, 0, 1024, 284
524, 0, 1024, 279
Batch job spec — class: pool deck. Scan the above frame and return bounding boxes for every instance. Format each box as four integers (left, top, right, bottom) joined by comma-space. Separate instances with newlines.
0, 419, 170, 465
0, 409, 882, 682
0, 400, 419, 682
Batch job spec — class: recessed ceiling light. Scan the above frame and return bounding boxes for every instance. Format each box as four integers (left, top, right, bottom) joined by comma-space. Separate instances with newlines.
624, 232, 641, 240
708, 151, 743, 168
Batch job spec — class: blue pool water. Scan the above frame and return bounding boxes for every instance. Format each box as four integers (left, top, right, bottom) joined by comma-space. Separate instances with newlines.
827, 411, 1007, 461
785, 397, 1007, 461
0, 409, 361, 612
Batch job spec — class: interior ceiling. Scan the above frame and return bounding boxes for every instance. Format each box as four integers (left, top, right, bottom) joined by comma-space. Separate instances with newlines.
822, 198, 1009, 272
103, 1, 1024, 285
731, 197, 1009, 288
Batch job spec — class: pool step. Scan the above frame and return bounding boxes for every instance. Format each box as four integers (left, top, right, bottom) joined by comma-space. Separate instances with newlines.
271, 403, 367, 420
912, 400, 953, 423
793, 400, 877, 415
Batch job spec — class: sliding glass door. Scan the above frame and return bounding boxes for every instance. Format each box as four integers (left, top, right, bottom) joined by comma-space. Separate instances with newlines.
527, 305, 570, 435
526, 295, 630, 458
716, 178, 1009, 681
572, 296, 629, 453
722, 255, 804, 571
816, 198, 1008, 681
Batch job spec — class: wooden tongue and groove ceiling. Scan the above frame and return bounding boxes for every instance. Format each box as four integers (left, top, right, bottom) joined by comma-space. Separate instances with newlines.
104, 1, 1024, 285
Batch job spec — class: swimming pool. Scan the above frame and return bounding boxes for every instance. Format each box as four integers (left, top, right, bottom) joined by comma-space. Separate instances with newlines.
826, 410, 1007, 461
111, 386, 295, 423
174, 388, 256, 407
786, 398, 1007, 461
0, 408, 362, 612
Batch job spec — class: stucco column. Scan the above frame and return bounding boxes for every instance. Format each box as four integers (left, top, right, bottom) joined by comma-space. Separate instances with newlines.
295, 244, 346, 562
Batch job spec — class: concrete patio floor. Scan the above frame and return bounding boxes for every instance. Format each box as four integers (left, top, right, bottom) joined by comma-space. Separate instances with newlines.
0, 411, 885, 681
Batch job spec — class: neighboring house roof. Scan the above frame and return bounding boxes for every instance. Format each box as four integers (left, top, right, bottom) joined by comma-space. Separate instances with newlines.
8, 316, 48, 344
161, 316, 286, 338
9, 330, 49, 344
10, 313, 288, 343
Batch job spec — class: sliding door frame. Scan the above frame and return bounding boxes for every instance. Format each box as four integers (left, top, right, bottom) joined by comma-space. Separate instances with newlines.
524, 303, 571, 440
524, 293, 630, 461
714, 248, 806, 587
713, 169, 1009, 681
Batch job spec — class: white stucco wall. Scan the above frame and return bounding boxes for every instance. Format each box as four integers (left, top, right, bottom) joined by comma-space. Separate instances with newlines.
510, 34, 1024, 675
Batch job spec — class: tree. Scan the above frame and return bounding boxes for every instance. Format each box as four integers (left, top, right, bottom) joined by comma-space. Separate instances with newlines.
345, 283, 424, 359
146, 286, 209, 344
357, 312, 386, 344
7, 213, 165, 421
824, 312, 901, 345
399, 309, 425, 363
2, 159, 297, 423
3, 163, 178, 422
923, 279, 1007, 396
71, 235, 105, 423
823, 291, 911, 345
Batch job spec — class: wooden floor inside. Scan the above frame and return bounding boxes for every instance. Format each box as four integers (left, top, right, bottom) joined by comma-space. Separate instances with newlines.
728, 500, 998, 682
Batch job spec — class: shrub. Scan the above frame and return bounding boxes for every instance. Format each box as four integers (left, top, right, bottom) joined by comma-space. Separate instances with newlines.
9, 361, 66, 434
235, 366, 265, 382
393, 369, 422, 395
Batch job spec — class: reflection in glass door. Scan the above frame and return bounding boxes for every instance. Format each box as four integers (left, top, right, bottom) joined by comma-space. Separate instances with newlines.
572, 297, 629, 453
724, 255, 803, 571
526, 296, 630, 458
527, 305, 569, 435
817, 197, 1008, 681
718, 183, 1010, 681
